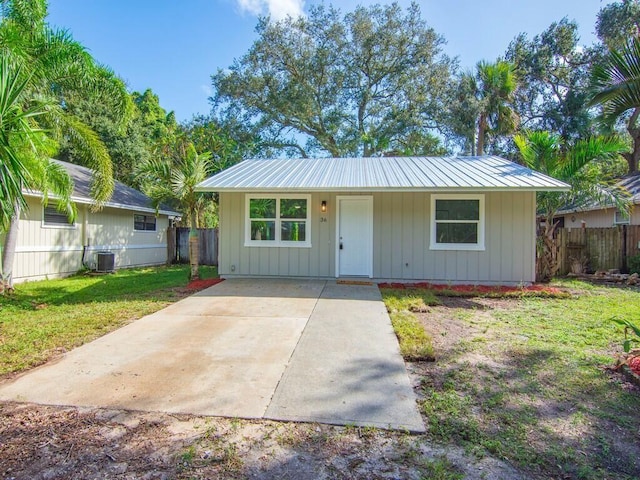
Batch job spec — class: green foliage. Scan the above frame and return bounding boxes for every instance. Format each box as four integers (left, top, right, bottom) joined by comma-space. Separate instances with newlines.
0, 0, 131, 212
628, 254, 640, 274
211, 2, 453, 158
612, 317, 640, 353
506, 19, 594, 141
515, 130, 629, 222
475, 60, 519, 155
184, 114, 254, 171
419, 457, 464, 480
589, 37, 640, 126
135, 141, 214, 228
596, 0, 640, 51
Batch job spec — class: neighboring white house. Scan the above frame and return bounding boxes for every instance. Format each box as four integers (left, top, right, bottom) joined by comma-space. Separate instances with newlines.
196, 156, 569, 285
557, 172, 640, 228
7, 160, 180, 283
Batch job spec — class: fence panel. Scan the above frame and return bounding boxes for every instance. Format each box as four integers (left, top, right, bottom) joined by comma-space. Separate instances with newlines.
554, 225, 640, 275
168, 227, 218, 266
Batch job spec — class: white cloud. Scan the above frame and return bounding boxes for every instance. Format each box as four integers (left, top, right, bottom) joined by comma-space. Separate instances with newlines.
236, 0, 304, 21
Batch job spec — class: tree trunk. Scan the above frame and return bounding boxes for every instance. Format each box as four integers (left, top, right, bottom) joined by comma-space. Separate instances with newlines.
188, 213, 199, 280
536, 214, 559, 283
624, 107, 640, 173
1, 204, 20, 293
476, 113, 486, 156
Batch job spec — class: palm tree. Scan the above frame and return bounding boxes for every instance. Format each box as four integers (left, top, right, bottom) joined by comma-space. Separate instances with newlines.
514, 130, 628, 281
589, 36, 640, 173
136, 142, 213, 280
475, 60, 519, 155
0, 0, 131, 289
0, 57, 76, 290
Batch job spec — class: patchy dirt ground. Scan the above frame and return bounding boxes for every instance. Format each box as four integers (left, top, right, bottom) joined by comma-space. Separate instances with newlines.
410, 296, 640, 479
0, 402, 526, 480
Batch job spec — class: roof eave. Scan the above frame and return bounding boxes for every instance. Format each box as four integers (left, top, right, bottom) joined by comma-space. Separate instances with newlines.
196, 186, 570, 193
23, 191, 181, 217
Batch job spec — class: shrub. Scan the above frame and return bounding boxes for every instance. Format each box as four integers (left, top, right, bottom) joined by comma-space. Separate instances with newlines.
629, 254, 640, 274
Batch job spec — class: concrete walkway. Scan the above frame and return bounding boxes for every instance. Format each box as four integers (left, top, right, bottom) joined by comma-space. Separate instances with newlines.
0, 279, 424, 432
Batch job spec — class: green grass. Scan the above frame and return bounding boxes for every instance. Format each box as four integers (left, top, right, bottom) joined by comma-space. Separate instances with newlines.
381, 288, 440, 313
381, 288, 438, 361
394, 279, 640, 479
390, 311, 436, 361
0, 265, 218, 376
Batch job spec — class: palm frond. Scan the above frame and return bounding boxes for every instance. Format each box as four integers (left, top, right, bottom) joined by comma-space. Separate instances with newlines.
42, 108, 114, 205
561, 135, 628, 179
588, 36, 640, 124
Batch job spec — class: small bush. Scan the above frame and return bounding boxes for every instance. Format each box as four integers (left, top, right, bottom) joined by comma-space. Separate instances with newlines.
629, 254, 640, 274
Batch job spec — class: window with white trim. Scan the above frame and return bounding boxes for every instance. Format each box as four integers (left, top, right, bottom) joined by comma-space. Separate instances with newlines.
134, 213, 157, 231
430, 194, 485, 251
245, 194, 311, 247
614, 208, 630, 225
43, 205, 74, 227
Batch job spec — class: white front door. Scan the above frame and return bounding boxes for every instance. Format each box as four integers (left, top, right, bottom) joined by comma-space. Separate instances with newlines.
337, 196, 373, 277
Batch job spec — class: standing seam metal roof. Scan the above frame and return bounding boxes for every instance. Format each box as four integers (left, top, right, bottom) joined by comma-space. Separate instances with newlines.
196, 156, 570, 192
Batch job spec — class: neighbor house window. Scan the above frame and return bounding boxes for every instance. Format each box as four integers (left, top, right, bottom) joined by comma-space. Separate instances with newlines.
614, 209, 630, 225
245, 194, 311, 247
134, 213, 156, 231
43, 205, 74, 228
430, 194, 485, 251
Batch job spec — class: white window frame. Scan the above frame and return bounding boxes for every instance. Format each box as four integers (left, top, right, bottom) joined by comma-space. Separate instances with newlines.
133, 213, 157, 232
244, 194, 311, 248
42, 204, 76, 229
614, 208, 630, 225
430, 194, 485, 251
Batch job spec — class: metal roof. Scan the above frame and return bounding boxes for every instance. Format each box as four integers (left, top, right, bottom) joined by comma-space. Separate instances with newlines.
196, 156, 570, 192
24, 160, 180, 216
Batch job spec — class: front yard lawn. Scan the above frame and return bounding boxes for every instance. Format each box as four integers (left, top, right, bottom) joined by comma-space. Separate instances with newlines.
0, 265, 217, 376
382, 279, 640, 480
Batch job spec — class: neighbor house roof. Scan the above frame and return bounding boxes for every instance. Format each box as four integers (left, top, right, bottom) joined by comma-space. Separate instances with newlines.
558, 172, 640, 214
196, 156, 569, 192
24, 160, 180, 216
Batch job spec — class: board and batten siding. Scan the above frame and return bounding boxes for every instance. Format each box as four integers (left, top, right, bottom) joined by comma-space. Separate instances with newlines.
219, 190, 536, 284
8, 197, 170, 283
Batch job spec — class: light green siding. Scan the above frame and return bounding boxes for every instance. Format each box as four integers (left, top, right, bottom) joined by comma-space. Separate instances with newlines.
219, 190, 536, 284
10, 196, 170, 283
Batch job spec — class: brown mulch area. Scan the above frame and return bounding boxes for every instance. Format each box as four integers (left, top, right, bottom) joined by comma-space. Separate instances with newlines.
185, 278, 224, 291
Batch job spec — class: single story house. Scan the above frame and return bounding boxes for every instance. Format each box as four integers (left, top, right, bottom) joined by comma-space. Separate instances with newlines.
557, 172, 640, 228
196, 156, 568, 285
8, 160, 180, 283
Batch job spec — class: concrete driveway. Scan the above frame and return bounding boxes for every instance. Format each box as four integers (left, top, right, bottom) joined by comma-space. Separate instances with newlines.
0, 279, 424, 432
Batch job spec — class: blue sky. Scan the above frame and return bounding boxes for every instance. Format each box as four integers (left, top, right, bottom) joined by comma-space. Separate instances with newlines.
47, 0, 613, 122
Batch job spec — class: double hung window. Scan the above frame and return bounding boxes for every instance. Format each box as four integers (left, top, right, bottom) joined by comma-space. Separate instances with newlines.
246, 195, 311, 247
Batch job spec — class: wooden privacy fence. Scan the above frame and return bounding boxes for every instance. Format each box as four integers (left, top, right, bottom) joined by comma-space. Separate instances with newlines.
166, 227, 218, 266
556, 225, 640, 275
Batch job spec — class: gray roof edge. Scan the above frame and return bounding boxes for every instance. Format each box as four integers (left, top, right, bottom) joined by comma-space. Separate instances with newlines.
197, 185, 570, 193
23, 191, 181, 217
